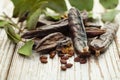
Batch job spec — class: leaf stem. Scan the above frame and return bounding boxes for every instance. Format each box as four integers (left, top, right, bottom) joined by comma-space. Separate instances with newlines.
3, 12, 20, 30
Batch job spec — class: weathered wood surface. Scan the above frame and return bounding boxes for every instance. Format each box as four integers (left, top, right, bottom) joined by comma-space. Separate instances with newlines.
0, 0, 16, 80
0, 0, 120, 80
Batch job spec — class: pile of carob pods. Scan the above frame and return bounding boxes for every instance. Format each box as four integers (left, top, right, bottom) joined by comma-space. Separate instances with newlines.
22, 7, 119, 71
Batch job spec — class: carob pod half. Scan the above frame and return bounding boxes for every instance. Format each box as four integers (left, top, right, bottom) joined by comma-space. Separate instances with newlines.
35, 32, 65, 53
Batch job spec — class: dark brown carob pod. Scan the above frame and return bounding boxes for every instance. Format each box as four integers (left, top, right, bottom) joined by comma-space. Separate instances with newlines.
86, 27, 106, 38
90, 22, 119, 56
22, 19, 69, 39
35, 32, 65, 53
84, 22, 101, 28
68, 7, 90, 58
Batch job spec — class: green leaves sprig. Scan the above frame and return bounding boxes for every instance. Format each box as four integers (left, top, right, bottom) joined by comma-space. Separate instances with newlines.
0, 17, 34, 56
0, 17, 21, 43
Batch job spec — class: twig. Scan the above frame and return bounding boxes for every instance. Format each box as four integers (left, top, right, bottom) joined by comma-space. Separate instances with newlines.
3, 12, 20, 29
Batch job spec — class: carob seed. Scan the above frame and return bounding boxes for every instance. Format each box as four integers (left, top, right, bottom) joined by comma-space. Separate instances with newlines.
61, 56, 69, 60
40, 56, 47, 60
40, 59, 48, 63
79, 58, 87, 64
50, 51, 56, 59
60, 59, 67, 64
65, 63, 73, 68
69, 50, 74, 56
61, 66, 67, 71
74, 57, 80, 62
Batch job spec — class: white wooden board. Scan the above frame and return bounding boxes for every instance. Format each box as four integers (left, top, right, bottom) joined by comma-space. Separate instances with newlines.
0, 0, 120, 80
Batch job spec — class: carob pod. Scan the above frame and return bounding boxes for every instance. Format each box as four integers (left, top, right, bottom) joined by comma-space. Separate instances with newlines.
56, 37, 73, 54
86, 27, 106, 38
35, 32, 65, 53
84, 22, 101, 28
90, 22, 119, 56
68, 7, 90, 58
22, 19, 69, 39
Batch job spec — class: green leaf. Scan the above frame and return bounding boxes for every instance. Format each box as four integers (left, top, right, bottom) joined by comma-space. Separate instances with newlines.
26, 8, 41, 30
100, 0, 118, 9
4, 25, 21, 43
69, 0, 93, 11
18, 40, 34, 56
18, 0, 37, 19
46, 15, 61, 21
11, 0, 45, 19
11, 0, 25, 17
102, 10, 120, 22
12, 0, 35, 18
0, 20, 9, 28
44, 10, 61, 21
41, 0, 67, 13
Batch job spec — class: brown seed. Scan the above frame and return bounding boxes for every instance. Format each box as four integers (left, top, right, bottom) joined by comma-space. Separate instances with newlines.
79, 58, 87, 64
74, 57, 80, 62
60, 59, 67, 64
61, 56, 69, 60
65, 63, 73, 68
58, 54, 65, 57
40, 59, 48, 63
50, 51, 56, 59
40, 55, 47, 60
69, 50, 74, 56
61, 66, 67, 71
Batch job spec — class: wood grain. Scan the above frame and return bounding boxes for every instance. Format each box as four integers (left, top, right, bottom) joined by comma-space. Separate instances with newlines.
0, 0, 120, 80
0, 0, 16, 80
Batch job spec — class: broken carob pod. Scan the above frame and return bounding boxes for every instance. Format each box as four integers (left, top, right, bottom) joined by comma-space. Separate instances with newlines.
68, 7, 90, 58
35, 32, 65, 53
22, 19, 69, 39
89, 22, 119, 56
86, 27, 106, 38
56, 37, 74, 56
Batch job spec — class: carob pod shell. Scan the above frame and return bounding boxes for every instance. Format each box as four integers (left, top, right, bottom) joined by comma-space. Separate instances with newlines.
35, 32, 65, 53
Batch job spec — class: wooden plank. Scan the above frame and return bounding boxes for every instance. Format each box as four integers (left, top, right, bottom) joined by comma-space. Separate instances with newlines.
0, 0, 17, 80
0, 29, 16, 80
0, 0, 119, 80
